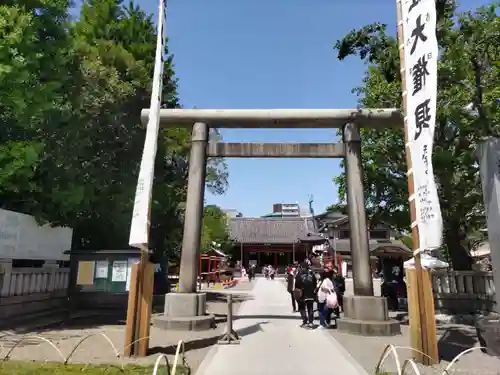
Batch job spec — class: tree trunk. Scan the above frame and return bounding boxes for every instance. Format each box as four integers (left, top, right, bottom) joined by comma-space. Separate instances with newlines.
444, 221, 473, 270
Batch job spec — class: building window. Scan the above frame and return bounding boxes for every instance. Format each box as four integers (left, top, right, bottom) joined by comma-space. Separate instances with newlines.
338, 230, 350, 239
370, 230, 389, 239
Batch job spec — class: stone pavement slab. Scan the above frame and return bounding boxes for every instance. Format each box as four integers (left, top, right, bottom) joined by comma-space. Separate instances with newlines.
195, 277, 369, 375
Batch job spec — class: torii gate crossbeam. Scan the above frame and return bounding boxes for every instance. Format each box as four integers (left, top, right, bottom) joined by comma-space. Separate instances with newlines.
142, 108, 403, 128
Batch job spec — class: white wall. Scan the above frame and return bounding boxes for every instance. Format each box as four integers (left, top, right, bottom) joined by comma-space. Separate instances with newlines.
0, 209, 72, 261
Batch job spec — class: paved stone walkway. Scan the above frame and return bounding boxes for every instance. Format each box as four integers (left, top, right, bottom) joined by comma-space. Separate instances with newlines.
195, 277, 369, 375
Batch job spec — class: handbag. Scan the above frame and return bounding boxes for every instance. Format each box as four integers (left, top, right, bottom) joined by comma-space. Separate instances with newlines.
326, 291, 338, 309
293, 288, 303, 300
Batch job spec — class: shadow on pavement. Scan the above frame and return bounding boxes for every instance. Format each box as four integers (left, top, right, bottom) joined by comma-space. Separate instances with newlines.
236, 321, 269, 338
393, 312, 409, 325
148, 322, 266, 355
13, 312, 127, 335
205, 293, 253, 304
234, 314, 300, 321
7, 292, 253, 335
437, 326, 479, 362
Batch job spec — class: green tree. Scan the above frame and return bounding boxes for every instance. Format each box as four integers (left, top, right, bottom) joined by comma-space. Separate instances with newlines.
332, 2, 499, 270
68, 0, 181, 250
0, 0, 229, 257
200, 205, 233, 255
325, 204, 347, 214
70, 0, 228, 253
0, 0, 75, 220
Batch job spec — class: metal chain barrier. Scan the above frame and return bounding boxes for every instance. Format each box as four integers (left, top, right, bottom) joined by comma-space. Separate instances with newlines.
0, 333, 190, 374
151, 340, 188, 375
0, 334, 66, 363
1, 330, 491, 374
375, 344, 489, 375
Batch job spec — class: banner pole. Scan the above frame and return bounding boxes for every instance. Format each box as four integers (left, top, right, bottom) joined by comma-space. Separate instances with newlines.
126, 0, 168, 356
395, 0, 437, 365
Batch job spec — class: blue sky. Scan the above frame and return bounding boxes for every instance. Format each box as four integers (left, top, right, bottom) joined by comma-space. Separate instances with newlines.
140, 0, 489, 218
157, 0, 388, 217
79, 0, 489, 218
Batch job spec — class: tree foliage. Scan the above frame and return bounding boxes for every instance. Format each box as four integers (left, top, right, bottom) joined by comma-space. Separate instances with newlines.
0, 0, 228, 255
332, 2, 499, 270
200, 205, 233, 256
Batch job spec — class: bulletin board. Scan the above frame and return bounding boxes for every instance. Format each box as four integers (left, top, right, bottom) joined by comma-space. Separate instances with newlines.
76, 257, 139, 292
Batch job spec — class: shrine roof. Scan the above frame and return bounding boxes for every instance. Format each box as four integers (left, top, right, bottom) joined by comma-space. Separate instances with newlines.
229, 217, 319, 244
228, 216, 410, 255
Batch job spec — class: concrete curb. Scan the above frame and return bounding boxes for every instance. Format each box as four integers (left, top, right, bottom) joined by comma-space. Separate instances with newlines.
322, 329, 371, 375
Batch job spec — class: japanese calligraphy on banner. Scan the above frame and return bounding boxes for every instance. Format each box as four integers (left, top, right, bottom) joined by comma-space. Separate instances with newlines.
129, 0, 167, 250
401, 0, 443, 251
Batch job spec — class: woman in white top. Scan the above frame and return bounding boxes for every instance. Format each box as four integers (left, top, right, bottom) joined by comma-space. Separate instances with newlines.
316, 271, 335, 328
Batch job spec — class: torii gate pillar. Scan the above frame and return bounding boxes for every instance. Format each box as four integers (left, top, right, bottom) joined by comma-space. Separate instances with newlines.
337, 122, 400, 336
156, 122, 214, 331
343, 122, 373, 296
178, 121, 210, 294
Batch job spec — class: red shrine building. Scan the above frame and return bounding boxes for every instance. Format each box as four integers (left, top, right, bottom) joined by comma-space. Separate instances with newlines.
229, 216, 324, 270
228, 207, 412, 276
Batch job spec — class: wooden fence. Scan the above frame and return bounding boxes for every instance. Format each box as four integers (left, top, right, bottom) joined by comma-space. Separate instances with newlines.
431, 270, 496, 314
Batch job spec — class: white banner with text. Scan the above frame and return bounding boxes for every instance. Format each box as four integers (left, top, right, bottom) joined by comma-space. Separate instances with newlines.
401, 0, 443, 251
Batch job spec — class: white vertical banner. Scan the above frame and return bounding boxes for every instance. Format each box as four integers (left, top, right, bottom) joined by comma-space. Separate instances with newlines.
401, 0, 443, 251
129, 0, 168, 250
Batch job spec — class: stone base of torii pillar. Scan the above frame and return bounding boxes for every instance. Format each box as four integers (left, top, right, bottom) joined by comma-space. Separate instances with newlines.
154, 292, 214, 331
337, 296, 401, 336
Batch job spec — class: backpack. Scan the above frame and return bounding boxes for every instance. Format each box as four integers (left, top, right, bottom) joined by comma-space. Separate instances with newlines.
301, 270, 315, 285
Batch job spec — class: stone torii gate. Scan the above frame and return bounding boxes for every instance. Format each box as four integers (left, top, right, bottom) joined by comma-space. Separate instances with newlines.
152, 108, 401, 336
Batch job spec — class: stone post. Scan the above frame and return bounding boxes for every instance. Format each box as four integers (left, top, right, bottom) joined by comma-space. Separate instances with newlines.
477, 138, 500, 310
43, 260, 59, 292
178, 122, 209, 293
0, 259, 13, 297
337, 123, 400, 336
342, 122, 374, 296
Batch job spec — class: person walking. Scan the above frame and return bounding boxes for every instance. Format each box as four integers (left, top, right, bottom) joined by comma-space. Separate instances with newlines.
331, 267, 346, 317
294, 262, 317, 328
248, 264, 255, 282
316, 271, 335, 328
286, 266, 297, 312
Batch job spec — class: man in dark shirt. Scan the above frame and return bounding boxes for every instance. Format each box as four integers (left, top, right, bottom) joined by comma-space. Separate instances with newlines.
294, 262, 317, 328
331, 267, 346, 317
286, 267, 297, 312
